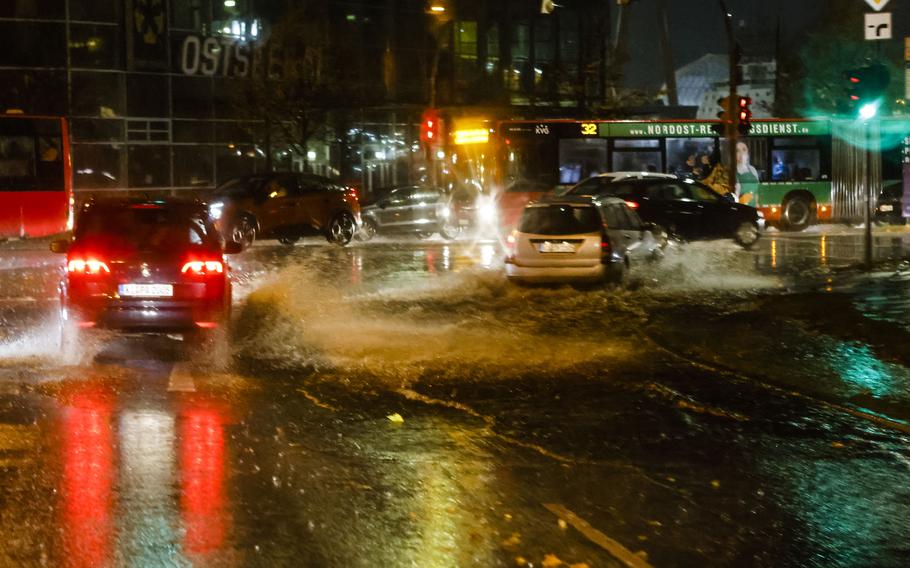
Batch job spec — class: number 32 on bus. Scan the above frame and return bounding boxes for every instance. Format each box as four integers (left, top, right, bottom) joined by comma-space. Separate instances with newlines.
0, 112, 73, 239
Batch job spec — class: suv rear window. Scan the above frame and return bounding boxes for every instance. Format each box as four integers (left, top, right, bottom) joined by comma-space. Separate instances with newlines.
519, 205, 601, 235
76, 206, 217, 251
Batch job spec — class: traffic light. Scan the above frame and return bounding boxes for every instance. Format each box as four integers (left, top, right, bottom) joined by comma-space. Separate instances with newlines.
420, 108, 439, 144
712, 96, 732, 135
737, 96, 752, 135
845, 64, 890, 119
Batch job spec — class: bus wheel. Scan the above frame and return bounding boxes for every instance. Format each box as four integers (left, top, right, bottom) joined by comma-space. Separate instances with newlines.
780, 196, 814, 232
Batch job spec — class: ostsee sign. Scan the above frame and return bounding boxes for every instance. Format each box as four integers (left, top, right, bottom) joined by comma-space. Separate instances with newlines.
180, 35, 252, 77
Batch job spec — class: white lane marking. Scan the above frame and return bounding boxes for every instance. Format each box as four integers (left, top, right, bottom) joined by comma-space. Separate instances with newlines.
543, 503, 653, 568
167, 362, 196, 392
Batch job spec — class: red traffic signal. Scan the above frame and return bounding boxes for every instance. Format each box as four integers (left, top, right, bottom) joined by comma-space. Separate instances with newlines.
420, 109, 439, 143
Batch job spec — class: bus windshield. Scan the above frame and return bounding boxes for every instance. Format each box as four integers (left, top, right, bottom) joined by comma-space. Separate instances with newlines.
0, 117, 64, 191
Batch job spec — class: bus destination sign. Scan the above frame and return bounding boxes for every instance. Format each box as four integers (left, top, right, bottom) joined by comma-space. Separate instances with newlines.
605, 121, 830, 138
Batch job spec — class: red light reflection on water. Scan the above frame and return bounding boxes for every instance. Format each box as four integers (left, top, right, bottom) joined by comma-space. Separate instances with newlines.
180, 407, 227, 555
61, 392, 114, 568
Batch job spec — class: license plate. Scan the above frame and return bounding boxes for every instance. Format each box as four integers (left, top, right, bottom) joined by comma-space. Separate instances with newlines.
879, 204, 894, 212
538, 241, 576, 253
459, 219, 470, 225
119, 283, 173, 298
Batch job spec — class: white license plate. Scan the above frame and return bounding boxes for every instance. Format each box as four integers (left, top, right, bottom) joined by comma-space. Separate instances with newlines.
459, 219, 471, 225
538, 241, 576, 253
119, 283, 174, 298
879, 204, 894, 212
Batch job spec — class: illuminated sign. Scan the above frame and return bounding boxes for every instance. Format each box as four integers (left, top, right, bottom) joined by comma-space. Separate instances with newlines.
580, 123, 597, 136
607, 121, 830, 137
180, 35, 251, 77
453, 129, 489, 145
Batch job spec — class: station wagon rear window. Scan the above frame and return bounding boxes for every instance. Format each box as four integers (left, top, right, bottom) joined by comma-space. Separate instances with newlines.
519, 205, 601, 235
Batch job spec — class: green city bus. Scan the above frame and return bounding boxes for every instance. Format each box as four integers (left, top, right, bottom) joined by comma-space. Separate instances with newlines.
495, 118, 908, 231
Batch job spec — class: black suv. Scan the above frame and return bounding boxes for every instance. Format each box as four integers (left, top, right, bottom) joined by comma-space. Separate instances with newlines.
567, 176, 763, 248
208, 173, 361, 248
51, 198, 241, 346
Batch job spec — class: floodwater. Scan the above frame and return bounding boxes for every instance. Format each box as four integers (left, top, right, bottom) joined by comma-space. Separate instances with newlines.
0, 231, 909, 566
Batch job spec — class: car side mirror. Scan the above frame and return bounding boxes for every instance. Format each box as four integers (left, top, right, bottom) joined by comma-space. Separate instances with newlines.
223, 241, 244, 254
50, 239, 70, 254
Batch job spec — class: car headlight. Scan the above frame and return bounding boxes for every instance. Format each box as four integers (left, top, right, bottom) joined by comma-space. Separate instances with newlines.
441, 206, 451, 218
209, 201, 224, 220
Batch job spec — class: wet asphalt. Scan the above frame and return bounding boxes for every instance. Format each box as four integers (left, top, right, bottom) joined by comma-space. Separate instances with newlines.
1, 228, 909, 567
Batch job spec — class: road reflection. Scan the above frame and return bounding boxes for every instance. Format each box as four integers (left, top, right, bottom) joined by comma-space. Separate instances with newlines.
58, 382, 231, 566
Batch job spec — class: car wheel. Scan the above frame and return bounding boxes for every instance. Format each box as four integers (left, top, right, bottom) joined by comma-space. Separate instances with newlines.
326, 212, 357, 246
355, 218, 378, 242
231, 216, 257, 249
780, 196, 813, 232
734, 221, 761, 249
278, 236, 300, 246
439, 220, 462, 240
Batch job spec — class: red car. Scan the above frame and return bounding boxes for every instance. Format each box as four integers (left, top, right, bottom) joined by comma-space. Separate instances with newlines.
52, 199, 241, 346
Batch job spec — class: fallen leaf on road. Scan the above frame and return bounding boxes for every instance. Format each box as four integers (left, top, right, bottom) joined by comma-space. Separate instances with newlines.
514, 556, 527, 566
831, 441, 846, 449
387, 413, 404, 423
558, 518, 568, 530
710, 479, 721, 489
542, 554, 563, 567
501, 533, 522, 550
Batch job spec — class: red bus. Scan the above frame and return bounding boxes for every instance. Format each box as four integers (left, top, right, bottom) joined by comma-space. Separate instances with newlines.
0, 113, 73, 239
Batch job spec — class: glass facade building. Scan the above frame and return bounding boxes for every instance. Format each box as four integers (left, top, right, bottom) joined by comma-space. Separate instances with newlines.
0, 0, 608, 196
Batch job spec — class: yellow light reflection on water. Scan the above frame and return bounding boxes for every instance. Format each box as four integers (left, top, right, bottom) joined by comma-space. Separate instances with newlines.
820, 235, 828, 266
771, 239, 778, 269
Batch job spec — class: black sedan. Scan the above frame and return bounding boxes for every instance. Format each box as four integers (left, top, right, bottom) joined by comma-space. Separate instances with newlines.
566, 176, 763, 248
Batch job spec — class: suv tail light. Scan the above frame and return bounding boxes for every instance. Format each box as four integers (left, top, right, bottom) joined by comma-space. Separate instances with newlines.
601, 236, 612, 261
624, 200, 639, 209
505, 231, 517, 263
67, 257, 111, 275
181, 260, 224, 276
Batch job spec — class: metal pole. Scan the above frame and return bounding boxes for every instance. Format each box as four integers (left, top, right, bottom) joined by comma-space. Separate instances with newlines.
718, 0, 738, 196
864, 120, 873, 270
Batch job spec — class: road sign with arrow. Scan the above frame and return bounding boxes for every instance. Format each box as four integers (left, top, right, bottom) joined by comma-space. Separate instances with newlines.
865, 0, 890, 11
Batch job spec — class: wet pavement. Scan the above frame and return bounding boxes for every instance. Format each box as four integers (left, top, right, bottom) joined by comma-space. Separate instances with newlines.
1, 228, 910, 567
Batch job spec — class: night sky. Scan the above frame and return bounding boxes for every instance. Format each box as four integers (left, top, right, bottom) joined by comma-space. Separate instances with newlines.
617, 0, 909, 88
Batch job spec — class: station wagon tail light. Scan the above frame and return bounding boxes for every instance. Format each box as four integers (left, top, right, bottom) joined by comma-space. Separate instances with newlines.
67, 258, 111, 274
601, 237, 612, 259
181, 260, 224, 275
624, 200, 639, 209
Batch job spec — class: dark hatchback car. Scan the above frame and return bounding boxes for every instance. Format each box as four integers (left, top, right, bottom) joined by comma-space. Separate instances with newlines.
566, 176, 763, 248
51, 199, 240, 344
207, 173, 361, 248
357, 185, 471, 240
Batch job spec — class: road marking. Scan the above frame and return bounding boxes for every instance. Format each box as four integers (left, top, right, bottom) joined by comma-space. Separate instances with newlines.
167, 362, 196, 392
543, 503, 653, 568
397, 388, 575, 464
299, 388, 339, 411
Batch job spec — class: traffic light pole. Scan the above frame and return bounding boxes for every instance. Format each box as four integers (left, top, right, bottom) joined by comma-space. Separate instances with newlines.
718, 0, 738, 195
864, 121, 873, 270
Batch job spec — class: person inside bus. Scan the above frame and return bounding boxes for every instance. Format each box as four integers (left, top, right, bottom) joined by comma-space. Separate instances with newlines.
735, 141, 760, 204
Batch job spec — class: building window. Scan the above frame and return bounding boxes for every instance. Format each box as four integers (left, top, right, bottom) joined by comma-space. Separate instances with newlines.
172, 76, 213, 119
0, 22, 67, 67
71, 119, 125, 143
71, 72, 125, 117
509, 21, 530, 92
69, 1, 120, 23
128, 145, 170, 187
0, 70, 67, 116
173, 145, 214, 187
171, 0, 208, 31
73, 144, 124, 189
69, 24, 122, 69
127, 119, 170, 143
127, 73, 170, 117
0, 0, 65, 19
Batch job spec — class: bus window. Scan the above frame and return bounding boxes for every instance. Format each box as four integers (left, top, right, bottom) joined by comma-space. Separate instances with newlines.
666, 138, 716, 180
0, 136, 35, 180
771, 148, 821, 181
558, 138, 607, 184
611, 139, 661, 173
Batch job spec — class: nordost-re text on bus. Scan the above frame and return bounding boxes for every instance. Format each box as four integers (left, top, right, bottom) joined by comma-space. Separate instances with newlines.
0, 113, 73, 239
495, 118, 908, 232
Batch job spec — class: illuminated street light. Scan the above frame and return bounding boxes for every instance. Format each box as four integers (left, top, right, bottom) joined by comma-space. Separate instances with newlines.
430, 5, 445, 12
858, 102, 878, 120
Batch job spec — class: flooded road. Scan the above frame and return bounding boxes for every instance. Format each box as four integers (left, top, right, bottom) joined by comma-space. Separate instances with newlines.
1, 229, 910, 567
